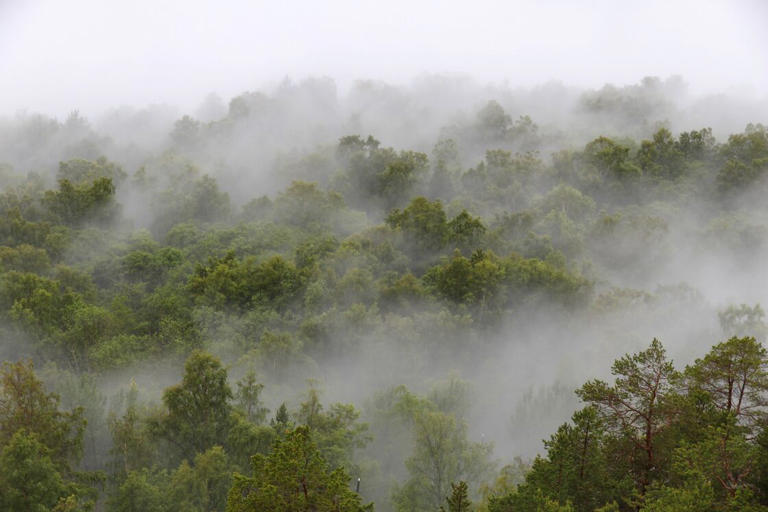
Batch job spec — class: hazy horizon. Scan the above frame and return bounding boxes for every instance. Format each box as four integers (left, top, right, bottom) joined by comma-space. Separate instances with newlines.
2, 0, 767, 118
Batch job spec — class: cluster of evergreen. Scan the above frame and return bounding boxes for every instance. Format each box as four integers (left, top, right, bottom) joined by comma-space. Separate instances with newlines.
487, 336, 768, 511
1, 85, 768, 510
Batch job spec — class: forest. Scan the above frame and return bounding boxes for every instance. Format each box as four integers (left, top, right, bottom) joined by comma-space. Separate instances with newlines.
2, 75, 768, 511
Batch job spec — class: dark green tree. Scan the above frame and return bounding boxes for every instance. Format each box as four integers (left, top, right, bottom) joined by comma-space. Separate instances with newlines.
226, 426, 371, 512
107, 468, 167, 512
149, 351, 233, 460
584, 136, 641, 182
386, 196, 448, 252
337, 135, 428, 210
577, 339, 679, 495
441, 481, 472, 512
43, 177, 118, 226
0, 360, 85, 468
424, 249, 504, 307
0, 430, 70, 512
57, 157, 126, 185
685, 336, 768, 430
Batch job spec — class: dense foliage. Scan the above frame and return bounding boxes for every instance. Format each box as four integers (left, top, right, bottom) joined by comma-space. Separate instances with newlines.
2, 79, 768, 510
487, 336, 768, 511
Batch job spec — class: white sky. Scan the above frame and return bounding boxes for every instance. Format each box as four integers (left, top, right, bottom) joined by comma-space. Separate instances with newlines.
1, 0, 767, 117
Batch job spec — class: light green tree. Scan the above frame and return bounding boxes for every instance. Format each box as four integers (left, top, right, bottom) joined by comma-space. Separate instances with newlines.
393, 406, 494, 511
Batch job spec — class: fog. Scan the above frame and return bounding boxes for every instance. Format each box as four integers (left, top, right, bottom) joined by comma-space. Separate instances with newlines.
2, 2, 768, 510
2, 0, 767, 117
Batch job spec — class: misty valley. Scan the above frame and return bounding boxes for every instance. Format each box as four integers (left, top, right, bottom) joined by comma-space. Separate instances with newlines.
2, 76, 768, 511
